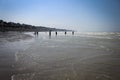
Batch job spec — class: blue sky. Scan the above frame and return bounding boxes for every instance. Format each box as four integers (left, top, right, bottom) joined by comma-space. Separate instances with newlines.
0, 0, 120, 31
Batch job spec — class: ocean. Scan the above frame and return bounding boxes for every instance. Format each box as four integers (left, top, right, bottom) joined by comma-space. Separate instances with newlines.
0, 32, 120, 80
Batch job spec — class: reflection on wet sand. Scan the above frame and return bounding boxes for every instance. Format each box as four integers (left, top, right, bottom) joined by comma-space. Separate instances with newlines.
12, 32, 120, 80
0, 32, 33, 80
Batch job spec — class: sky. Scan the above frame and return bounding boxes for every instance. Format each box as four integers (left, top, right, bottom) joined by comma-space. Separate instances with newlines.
0, 0, 120, 32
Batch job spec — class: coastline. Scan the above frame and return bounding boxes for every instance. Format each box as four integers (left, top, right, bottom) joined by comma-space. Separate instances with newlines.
0, 32, 33, 42
0, 31, 33, 80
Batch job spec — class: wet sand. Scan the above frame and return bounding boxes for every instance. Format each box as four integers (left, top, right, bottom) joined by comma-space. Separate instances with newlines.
0, 32, 32, 42
0, 32, 33, 80
12, 32, 120, 80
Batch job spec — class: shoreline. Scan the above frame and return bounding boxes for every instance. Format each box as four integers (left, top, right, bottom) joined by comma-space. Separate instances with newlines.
0, 31, 33, 42
0, 32, 33, 80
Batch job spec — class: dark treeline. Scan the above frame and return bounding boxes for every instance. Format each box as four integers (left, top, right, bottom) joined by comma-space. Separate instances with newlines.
0, 20, 37, 32
0, 20, 70, 32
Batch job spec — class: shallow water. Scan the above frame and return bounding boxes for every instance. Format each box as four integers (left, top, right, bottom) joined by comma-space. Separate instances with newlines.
1, 32, 120, 80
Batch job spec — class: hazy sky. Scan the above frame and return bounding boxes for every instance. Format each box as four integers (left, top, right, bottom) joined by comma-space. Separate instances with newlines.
0, 0, 120, 31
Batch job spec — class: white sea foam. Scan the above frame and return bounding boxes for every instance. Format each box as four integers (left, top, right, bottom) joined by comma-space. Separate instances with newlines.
46, 45, 58, 48
11, 75, 14, 80
15, 51, 19, 62
100, 45, 106, 48
75, 32, 115, 39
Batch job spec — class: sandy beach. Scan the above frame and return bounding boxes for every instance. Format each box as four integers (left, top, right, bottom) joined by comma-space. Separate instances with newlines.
0, 32, 32, 42
0, 32, 33, 80
0, 0, 120, 80
0, 32, 120, 80
10, 32, 120, 80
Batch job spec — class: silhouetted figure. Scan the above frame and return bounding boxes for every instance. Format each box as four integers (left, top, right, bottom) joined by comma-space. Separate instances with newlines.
65, 31, 67, 35
34, 31, 38, 36
37, 32, 38, 35
49, 30, 51, 36
72, 31, 74, 35
55, 31, 57, 36
48, 31, 51, 39
1, 21, 5, 32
